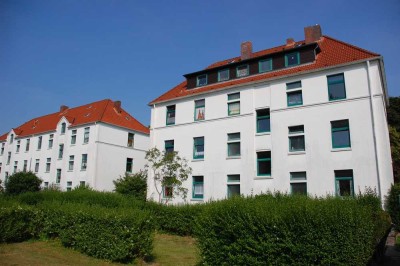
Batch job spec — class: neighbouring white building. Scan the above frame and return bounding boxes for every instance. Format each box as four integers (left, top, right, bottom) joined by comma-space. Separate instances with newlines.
147, 25, 394, 203
0, 99, 150, 191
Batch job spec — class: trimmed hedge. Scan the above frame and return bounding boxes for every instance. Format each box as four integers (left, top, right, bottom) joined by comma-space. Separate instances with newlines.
195, 194, 390, 266
385, 183, 400, 229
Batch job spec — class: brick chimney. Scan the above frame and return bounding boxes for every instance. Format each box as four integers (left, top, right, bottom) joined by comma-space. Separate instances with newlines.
114, 100, 122, 113
304, 24, 322, 44
286, 38, 295, 47
60, 105, 68, 112
241, 41, 253, 60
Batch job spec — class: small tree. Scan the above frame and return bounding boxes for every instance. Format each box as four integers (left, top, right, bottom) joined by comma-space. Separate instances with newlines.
5, 171, 42, 195
145, 147, 192, 204
113, 171, 147, 201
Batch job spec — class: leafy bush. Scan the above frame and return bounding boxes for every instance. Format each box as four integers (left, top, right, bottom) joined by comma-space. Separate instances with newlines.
0, 179, 4, 193
385, 183, 400, 229
113, 171, 147, 201
0, 203, 43, 243
5, 172, 42, 195
195, 194, 390, 266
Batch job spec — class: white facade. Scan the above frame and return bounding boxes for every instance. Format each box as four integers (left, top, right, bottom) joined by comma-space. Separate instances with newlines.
148, 59, 393, 203
0, 120, 149, 191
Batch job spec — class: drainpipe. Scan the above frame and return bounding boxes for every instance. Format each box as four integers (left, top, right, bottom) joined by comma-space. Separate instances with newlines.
366, 60, 382, 203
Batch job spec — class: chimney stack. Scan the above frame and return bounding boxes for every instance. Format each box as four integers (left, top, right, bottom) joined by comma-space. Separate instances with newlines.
114, 100, 122, 113
286, 38, 295, 47
60, 105, 68, 112
241, 41, 253, 60
304, 24, 322, 44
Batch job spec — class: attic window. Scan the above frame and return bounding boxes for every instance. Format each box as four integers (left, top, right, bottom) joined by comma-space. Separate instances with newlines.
285, 52, 300, 67
218, 69, 230, 82
236, 65, 249, 78
197, 74, 207, 87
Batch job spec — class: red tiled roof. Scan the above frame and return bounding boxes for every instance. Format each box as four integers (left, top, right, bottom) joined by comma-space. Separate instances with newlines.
1, 99, 149, 139
0, 133, 7, 142
149, 36, 379, 105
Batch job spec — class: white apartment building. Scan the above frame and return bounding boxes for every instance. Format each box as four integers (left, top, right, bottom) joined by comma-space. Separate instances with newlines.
148, 25, 394, 203
0, 99, 150, 191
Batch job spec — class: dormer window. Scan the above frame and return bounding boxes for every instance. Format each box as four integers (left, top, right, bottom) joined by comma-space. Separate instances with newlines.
197, 74, 208, 87
218, 69, 230, 82
285, 52, 300, 67
236, 65, 249, 77
259, 59, 273, 73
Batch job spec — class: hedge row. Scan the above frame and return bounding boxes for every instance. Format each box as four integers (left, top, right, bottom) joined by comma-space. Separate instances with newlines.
195, 194, 391, 266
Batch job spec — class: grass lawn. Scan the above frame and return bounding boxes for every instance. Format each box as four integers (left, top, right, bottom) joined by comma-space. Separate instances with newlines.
0, 234, 199, 266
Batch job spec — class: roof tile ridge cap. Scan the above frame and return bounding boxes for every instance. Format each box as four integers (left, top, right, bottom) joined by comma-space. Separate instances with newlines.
98, 99, 111, 123
322, 35, 380, 56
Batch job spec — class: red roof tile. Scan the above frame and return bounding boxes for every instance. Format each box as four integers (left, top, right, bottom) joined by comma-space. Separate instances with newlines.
149, 36, 379, 105
2, 99, 149, 139
0, 133, 7, 142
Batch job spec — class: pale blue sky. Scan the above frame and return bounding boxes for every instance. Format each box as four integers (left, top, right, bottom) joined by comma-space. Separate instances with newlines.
1, 0, 399, 134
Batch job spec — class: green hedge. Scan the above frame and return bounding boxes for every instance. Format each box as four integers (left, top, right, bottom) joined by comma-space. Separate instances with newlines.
385, 183, 400, 229
195, 194, 390, 266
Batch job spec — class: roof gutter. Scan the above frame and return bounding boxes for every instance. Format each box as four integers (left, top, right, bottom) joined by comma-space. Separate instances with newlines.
150, 56, 381, 106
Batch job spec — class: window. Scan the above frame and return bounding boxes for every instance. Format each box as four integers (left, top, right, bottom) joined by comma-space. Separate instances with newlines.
5, 172, 9, 183
197, 74, 207, 87
192, 176, 204, 199
126, 158, 133, 173
49, 134, 54, 149
256, 109, 270, 133
165, 140, 174, 153
67, 181, 72, 192
257, 151, 271, 176
69, 156, 74, 171
127, 133, 134, 147
287, 81, 303, 106
71, 130, 77, 145
26, 138, 30, 152
13, 161, 17, 173
193, 137, 204, 159
56, 169, 61, 184
335, 170, 354, 197
285, 52, 300, 67
227, 175, 240, 198
194, 99, 205, 121
80, 181, 86, 186
227, 92, 240, 116
331, 120, 351, 148
166, 105, 176, 125
38, 136, 42, 150
23, 160, 27, 172
289, 125, 305, 152
81, 154, 88, 170
83, 127, 90, 144
10, 134, 14, 144
44, 182, 49, 189
227, 133, 240, 157
328, 73, 346, 101
290, 172, 307, 195
58, 144, 64, 159
16, 140, 20, 153
236, 65, 249, 77
1, 143, 4, 155
35, 159, 39, 173
46, 158, 51, 172
163, 186, 173, 198
259, 59, 272, 73
61, 122, 66, 134
7, 152, 11, 165
218, 69, 230, 82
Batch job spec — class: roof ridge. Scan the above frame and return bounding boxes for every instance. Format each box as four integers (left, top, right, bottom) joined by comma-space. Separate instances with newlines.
99, 99, 111, 122
322, 35, 380, 57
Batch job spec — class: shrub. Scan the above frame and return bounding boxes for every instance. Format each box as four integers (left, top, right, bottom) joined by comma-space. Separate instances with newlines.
385, 183, 400, 229
195, 194, 390, 266
5, 172, 42, 195
113, 171, 147, 201
0, 179, 4, 193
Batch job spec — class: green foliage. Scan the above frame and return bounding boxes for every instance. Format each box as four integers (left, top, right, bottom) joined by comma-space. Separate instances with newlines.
195, 193, 390, 266
0, 179, 4, 193
5, 171, 42, 195
113, 171, 147, 201
389, 126, 400, 182
72, 183, 94, 191
388, 97, 400, 131
385, 183, 400, 229
145, 147, 192, 203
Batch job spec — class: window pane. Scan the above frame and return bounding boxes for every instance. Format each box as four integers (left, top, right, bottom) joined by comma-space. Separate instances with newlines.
329, 83, 346, 100
332, 130, 350, 148
237, 65, 248, 77
290, 172, 307, 180
328, 74, 344, 83
165, 140, 174, 153
228, 102, 240, 115
257, 117, 270, 132
291, 183, 307, 195
289, 136, 305, 151
228, 93, 240, 101
228, 133, 240, 140
287, 91, 303, 106
286, 52, 299, 66
287, 81, 302, 90
193, 176, 204, 198
228, 184, 240, 198
166, 106, 176, 125
228, 143, 240, 156
219, 69, 229, 81
259, 59, 272, 73
195, 106, 205, 120
195, 99, 205, 107
258, 160, 271, 175
197, 75, 207, 86
289, 125, 304, 134
227, 175, 240, 182
337, 179, 353, 196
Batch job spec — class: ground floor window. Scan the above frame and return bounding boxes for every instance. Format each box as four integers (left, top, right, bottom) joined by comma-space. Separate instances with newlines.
163, 186, 173, 198
257, 151, 271, 176
335, 170, 354, 196
227, 175, 240, 198
192, 176, 204, 199
290, 172, 307, 195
